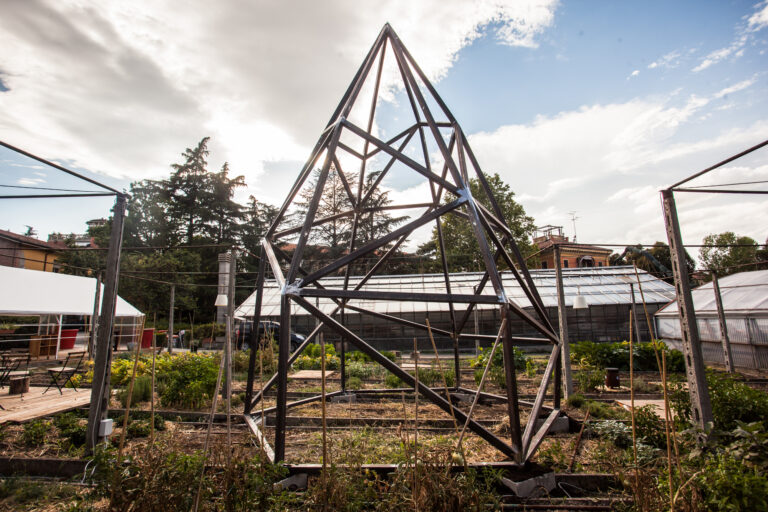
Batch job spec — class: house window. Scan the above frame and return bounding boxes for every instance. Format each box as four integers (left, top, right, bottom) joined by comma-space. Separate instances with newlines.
563, 259, 569, 268
598, 262, 603, 267
542, 261, 548, 269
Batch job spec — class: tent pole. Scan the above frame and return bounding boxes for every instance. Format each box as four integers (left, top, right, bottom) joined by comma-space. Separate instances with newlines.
55, 314, 62, 360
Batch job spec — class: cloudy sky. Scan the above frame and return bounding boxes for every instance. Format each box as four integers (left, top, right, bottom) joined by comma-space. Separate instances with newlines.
1, 0, 767, 256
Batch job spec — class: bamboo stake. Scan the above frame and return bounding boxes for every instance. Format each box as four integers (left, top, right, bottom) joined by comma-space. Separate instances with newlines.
634, 263, 658, 341
425, 318, 461, 435
117, 328, 143, 458
320, 333, 328, 479
457, 318, 506, 448
629, 308, 639, 491
413, 337, 419, 511
662, 351, 674, 510
567, 409, 590, 472
192, 341, 226, 512
225, 315, 233, 466
425, 317, 467, 471
259, 348, 265, 455
150, 313, 157, 447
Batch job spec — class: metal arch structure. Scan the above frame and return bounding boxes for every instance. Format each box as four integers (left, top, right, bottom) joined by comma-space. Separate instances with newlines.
243, 23, 564, 464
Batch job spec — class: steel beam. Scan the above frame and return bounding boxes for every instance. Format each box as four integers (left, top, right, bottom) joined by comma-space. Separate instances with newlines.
661, 189, 712, 427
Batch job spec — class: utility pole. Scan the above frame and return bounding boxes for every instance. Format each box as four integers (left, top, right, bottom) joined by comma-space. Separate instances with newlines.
86, 194, 126, 451
88, 271, 102, 359
661, 189, 712, 428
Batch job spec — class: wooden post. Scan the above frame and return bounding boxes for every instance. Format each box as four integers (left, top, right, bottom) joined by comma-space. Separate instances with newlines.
86, 194, 126, 452
630, 283, 642, 343
89, 272, 101, 359
661, 189, 712, 428
711, 272, 734, 373
168, 284, 175, 354
554, 245, 574, 398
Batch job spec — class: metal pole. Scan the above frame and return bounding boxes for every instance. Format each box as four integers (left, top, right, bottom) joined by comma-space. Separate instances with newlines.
89, 272, 101, 359
661, 189, 712, 428
168, 284, 175, 354
245, 248, 266, 414
86, 194, 127, 451
553, 245, 574, 398
275, 295, 291, 461
711, 271, 734, 373
224, 249, 236, 398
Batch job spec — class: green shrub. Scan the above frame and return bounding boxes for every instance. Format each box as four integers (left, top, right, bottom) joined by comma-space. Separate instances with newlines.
127, 420, 152, 439
118, 375, 153, 407
417, 367, 455, 388
671, 370, 768, 431
21, 419, 49, 446
591, 419, 632, 448
54, 412, 87, 448
345, 351, 371, 363
566, 393, 585, 408
697, 453, 768, 511
155, 353, 220, 409
293, 353, 340, 371
635, 404, 666, 448
233, 350, 252, 373
346, 361, 377, 380
385, 373, 403, 388
574, 363, 604, 393
469, 345, 526, 372
346, 376, 363, 390
570, 340, 684, 372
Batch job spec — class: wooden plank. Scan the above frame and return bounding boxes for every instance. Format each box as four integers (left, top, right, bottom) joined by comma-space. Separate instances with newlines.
0, 387, 91, 423
291, 370, 337, 380
243, 414, 275, 462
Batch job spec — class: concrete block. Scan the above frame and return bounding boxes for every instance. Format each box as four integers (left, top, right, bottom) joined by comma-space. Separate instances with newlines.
534, 415, 569, 433
501, 472, 556, 498
274, 473, 308, 491
331, 393, 356, 404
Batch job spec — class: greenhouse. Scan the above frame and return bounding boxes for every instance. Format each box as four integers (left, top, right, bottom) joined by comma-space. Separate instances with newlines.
655, 269, 768, 370
236, 265, 676, 351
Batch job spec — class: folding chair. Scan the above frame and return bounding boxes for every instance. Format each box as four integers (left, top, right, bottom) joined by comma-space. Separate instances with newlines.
44, 351, 86, 395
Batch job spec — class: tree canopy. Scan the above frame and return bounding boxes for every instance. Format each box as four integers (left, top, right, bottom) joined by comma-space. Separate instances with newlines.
417, 173, 535, 272
699, 231, 764, 277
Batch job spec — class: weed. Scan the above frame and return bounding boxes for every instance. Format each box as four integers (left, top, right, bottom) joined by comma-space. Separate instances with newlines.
385, 373, 403, 389
346, 376, 363, 390
21, 419, 49, 447
591, 420, 632, 448
117, 375, 153, 407
566, 393, 585, 408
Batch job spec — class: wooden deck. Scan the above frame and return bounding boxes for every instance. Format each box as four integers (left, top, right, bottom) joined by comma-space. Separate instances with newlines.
0, 387, 91, 424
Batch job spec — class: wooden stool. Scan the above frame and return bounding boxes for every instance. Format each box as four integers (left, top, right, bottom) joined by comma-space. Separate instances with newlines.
9, 376, 30, 395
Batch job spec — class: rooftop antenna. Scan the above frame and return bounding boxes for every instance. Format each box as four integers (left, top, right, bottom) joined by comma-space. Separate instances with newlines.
568, 211, 579, 243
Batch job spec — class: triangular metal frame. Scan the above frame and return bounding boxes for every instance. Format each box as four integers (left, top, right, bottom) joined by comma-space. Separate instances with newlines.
243, 24, 564, 464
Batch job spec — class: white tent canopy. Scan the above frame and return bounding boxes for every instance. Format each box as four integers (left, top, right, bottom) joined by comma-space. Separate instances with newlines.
0, 266, 142, 317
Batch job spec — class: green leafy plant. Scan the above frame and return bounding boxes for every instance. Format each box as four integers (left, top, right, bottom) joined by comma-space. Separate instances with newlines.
570, 340, 684, 372
117, 375, 153, 407
346, 376, 363, 390
634, 404, 665, 448
591, 419, 632, 448
21, 419, 50, 447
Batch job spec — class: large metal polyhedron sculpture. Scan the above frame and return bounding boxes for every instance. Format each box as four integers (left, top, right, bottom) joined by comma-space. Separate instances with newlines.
244, 24, 564, 464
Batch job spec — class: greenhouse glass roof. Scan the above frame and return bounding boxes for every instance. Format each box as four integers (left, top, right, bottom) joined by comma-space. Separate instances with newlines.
656, 269, 768, 317
235, 265, 675, 319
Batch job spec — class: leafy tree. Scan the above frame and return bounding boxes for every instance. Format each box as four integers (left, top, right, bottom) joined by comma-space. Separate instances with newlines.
167, 137, 215, 244
294, 165, 355, 251
418, 173, 535, 272
700, 232, 760, 276
124, 179, 177, 247
203, 162, 246, 245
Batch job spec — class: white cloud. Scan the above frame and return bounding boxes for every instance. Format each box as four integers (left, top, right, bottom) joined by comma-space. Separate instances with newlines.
693, 2, 768, 72
748, 1, 768, 31
466, 80, 768, 249
0, 0, 558, 190
627, 69, 639, 80
648, 50, 682, 70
